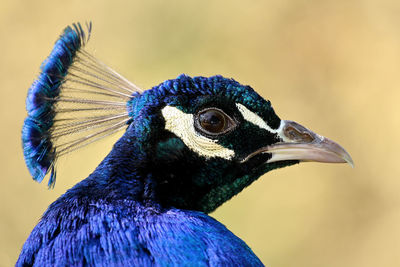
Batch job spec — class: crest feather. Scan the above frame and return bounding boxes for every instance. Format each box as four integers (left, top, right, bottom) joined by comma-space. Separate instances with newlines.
22, 22, 141, 187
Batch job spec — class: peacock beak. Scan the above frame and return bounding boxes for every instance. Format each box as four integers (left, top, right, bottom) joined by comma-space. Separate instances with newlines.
242, 120, 354, 167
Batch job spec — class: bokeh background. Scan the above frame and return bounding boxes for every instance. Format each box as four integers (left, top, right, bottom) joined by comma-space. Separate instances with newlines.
1, 1, 399, 266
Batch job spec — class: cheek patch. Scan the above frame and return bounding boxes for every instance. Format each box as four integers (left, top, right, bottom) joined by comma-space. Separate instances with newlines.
236, 103, 280, 133
161, 106, 235, 160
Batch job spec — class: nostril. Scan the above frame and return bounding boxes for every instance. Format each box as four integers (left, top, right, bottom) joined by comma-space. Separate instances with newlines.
283, 125, 314, 143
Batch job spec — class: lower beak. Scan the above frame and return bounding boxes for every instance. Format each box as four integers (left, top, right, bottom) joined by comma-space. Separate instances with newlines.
243, 120, 354, 167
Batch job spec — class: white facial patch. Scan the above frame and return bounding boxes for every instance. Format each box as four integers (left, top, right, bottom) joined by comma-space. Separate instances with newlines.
236, 103, 279, 133
161, 106, 235, 160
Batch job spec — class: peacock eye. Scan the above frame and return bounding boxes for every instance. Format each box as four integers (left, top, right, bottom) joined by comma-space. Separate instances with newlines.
196, 108, 236, 135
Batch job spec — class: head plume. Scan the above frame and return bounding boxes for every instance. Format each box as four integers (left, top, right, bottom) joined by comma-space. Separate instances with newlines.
22, 22, 141, 187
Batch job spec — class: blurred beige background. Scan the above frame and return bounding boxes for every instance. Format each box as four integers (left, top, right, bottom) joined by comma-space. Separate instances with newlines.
1, 0, 399, 266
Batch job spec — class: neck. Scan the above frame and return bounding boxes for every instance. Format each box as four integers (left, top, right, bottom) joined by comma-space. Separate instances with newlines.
66, 127, 160, 207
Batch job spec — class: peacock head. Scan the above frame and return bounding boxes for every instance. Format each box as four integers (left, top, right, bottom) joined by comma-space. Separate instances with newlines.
121, 74, 353, 213
22, 23, 352, 213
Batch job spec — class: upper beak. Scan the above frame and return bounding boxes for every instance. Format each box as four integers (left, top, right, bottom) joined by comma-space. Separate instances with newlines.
243, 120, 354, 167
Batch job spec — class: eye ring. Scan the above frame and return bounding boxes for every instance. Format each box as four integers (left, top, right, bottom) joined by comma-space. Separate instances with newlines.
195, 108, 237, 136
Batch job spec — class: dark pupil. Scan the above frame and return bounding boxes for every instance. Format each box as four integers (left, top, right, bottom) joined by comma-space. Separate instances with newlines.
199, 110, 226, 133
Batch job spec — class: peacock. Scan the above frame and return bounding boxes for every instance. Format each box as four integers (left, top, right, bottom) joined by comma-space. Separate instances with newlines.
18, 23, 353, 266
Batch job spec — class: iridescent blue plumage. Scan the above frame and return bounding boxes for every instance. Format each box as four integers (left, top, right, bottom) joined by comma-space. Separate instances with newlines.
19, 23, 352, 266
22, 23, 89, 186
19, 23, 281, 266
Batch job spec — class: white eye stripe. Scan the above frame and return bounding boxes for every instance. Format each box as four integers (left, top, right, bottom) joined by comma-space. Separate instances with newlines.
236, 103, 279, 133
161, 106, 235, 160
